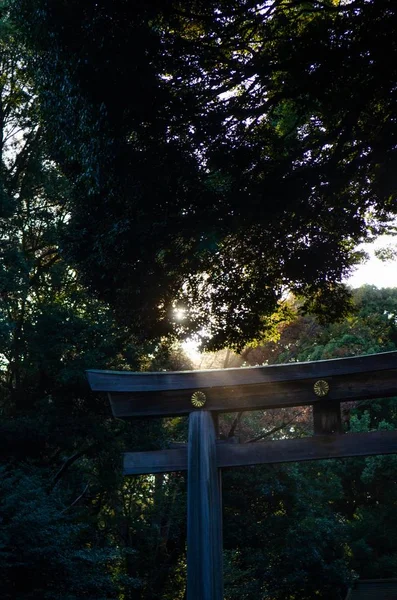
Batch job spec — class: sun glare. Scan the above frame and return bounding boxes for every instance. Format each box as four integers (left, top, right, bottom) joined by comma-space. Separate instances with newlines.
182, 338, 202, 366
174, 307, 186, 321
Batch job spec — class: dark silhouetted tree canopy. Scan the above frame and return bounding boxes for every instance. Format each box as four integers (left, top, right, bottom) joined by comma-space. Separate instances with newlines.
12, 0, 397, 348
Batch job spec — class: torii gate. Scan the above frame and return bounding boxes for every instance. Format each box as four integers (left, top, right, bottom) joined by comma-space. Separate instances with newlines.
87, 350, 397, 600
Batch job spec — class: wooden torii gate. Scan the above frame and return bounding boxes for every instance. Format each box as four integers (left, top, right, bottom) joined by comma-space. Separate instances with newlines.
87, 351, 397, 600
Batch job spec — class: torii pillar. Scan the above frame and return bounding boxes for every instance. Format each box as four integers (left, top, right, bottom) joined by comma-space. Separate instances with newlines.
187, 410, 223, 599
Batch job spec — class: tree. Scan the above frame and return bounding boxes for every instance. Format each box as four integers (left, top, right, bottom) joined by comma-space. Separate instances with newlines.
241, 286, 397, 366
218, 286, 397, 599
0, 16, 195, 599
4, 0, 397, 595
11, 0, 396, 349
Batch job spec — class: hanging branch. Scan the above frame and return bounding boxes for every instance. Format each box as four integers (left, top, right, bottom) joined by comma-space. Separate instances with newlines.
60, 482, 90, 514
228, 411, 244, 438
246, 411, 304, 443
49, 444, 95, 491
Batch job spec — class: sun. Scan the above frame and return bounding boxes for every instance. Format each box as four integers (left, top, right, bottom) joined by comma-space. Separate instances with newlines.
174, 307, 186, 321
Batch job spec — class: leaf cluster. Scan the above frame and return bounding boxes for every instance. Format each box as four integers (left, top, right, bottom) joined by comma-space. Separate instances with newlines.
10, 0, 397, 349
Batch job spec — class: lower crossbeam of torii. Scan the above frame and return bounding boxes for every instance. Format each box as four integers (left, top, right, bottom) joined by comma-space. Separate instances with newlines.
87, 351, 397, 600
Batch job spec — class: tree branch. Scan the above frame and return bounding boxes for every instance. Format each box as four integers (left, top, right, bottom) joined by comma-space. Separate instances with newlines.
60, 482, 90, 514
228, 411, 244, 438
246, 411, 304, 443
49, 444, 95, 491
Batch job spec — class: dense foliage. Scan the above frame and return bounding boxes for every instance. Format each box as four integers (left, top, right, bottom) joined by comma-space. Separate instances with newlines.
10, 0, 397, 348
1, 1, 397, 599
0, 20, 189, 598
220, 286, 397, 599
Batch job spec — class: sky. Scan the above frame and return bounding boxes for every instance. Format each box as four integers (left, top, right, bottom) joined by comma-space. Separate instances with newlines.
345, 235, 397, 289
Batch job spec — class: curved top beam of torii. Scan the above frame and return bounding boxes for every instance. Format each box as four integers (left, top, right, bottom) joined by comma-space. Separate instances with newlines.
87, 350, 397, 418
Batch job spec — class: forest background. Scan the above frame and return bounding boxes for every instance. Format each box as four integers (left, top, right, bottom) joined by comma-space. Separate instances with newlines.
1, 1, 397, 599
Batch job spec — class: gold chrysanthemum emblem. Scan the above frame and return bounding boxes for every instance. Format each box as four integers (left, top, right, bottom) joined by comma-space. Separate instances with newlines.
313, 380, 330, 397
191, 391, 207, 408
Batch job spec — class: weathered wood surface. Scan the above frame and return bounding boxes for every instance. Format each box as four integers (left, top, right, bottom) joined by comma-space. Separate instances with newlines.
187, 411, 223, 600
313, 400, 342, 434
123, 430, 397, 475
87, 351, 397, 392
218, 430, 397, 467
106, 368, 397, 418
123, 447, 188, 474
